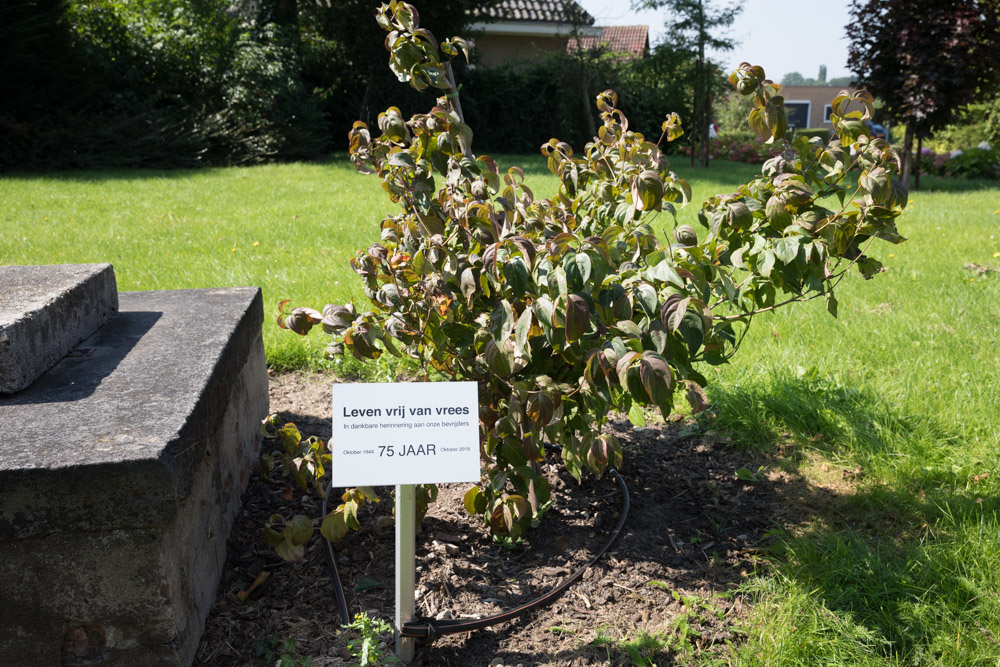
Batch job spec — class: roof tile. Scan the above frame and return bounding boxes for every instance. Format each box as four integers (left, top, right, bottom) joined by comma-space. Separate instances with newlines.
480, 0, 595, 25
568, 25, 649, 58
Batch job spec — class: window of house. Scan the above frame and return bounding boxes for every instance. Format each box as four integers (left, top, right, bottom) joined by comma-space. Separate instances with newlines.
784, 101, 811, 129
824, 105, 833, 123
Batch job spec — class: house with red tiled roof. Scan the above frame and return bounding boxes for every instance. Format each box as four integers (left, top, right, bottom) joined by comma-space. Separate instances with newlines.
568, 25, 650, 59
468, 0, 603, 67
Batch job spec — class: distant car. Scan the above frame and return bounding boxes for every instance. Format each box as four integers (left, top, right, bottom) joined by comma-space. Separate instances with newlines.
865, 120, 886, 139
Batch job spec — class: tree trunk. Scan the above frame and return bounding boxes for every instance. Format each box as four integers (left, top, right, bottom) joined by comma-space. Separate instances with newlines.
697, 0, 708, 168
901, 121, 915, 188
914, 136, 922, 191
701, 93, 711, 167
581, 79, 596, 139
273, 0, 298, 26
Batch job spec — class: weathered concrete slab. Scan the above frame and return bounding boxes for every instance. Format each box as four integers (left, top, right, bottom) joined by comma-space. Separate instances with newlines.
0, 263, 119, 394
0, 287, 268, 666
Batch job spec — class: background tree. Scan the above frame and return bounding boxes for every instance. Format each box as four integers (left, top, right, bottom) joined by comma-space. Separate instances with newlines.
847, 0, 1000, 187
781, 71, 805, 86
781, 65, 844, 87
633, 0, 742, 167
296, 0, 503, 137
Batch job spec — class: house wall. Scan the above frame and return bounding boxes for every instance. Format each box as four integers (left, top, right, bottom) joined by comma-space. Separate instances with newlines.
781, 86, 863, 128
474, 34, 570, 67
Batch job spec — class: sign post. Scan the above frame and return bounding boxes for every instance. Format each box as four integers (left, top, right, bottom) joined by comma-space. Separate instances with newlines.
331, 381, 479, 664
395, 484, 416, 662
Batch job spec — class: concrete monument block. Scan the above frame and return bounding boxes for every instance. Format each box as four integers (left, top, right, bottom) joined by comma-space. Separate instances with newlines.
0, 263, 118, 394
0, 286, 268, 666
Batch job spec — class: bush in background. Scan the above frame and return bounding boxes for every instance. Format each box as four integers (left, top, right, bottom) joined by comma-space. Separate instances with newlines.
686, 133, 781, 164
462, 47, 694, 155
2, 0, 327, 169
917, 146, 1000, 180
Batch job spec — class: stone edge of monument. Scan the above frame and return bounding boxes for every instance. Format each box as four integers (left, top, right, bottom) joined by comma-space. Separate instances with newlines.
0, 287, 265, 540
0, 263, 119, 394
0, 286, 268, 666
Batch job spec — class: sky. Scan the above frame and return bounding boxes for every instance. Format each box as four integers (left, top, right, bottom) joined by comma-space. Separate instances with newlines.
576, 0, 855, 82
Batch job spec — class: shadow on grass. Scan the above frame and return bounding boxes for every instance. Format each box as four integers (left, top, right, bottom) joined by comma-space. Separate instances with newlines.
909, 173, 1000, 194
704, 367, 999, 662
1, 155, 355, 183
706, 367, 953, 478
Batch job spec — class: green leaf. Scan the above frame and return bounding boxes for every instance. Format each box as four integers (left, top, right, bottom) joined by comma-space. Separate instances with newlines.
730, 245, 748, 270
502, 257, 529, 298
633, 170, 663, 211
275, 541, 305, 562
525, 392, 554, 427
563, 252, 592, 290
490, 300, 515, 343
627, 400, 646, 427
726, 201, 752, 230
533, 295, 555, 338
634, 283, 658, 317
759, 249, 775, 277
773, 237, 800, 265
550, 265, 569, 296
463, 486, 487, 515
561, 442, 583, 482
679, 311, 705, 354
484, 339, 512, 376
649, 325, 668, 354
614, 319, 643, 339
667, 296, 691, 332
460, 267, 477, 304
645, 258, 685, 288
502, 437, 529, 466
321, 510, 350, 543
827, 292, 838, 318
354, 576, 383, 592
387, 151, 415, 167
514, 308, 532, 354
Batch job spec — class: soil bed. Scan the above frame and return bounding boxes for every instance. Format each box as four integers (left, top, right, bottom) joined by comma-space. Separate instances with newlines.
194, 372, 788, 666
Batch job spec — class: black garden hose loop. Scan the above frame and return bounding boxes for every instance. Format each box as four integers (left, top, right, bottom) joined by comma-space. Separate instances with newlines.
322, 459, 630, 646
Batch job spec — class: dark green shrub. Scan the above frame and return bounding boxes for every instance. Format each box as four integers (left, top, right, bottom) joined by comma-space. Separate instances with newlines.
915, 146, 999, 180
946, 148, 1000, 180
461, 48, 691, 155
2, 0, 326, 169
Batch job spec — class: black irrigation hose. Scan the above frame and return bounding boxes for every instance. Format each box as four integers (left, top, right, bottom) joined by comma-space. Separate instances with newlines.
321, 487, 352, 626
321, 460, 631, 646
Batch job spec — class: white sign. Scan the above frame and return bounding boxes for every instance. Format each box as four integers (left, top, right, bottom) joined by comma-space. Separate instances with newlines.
330, 381, 480, 486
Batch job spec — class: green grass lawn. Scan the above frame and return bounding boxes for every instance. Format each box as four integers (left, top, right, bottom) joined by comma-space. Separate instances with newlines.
3, 157, 999, 664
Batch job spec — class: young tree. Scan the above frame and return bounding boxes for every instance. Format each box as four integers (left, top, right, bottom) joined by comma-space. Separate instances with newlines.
633, 0, 742, 167
847, 0, 1000, 187
271, 2, 909, 551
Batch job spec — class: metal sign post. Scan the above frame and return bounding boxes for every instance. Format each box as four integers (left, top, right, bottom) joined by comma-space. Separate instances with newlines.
395, 483, 417, 663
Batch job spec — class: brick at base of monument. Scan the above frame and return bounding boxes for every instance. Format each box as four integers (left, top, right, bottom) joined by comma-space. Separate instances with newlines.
0, 288, 268, 666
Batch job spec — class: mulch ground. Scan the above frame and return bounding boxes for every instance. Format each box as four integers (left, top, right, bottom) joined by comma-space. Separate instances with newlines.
193, 372, 811, 666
